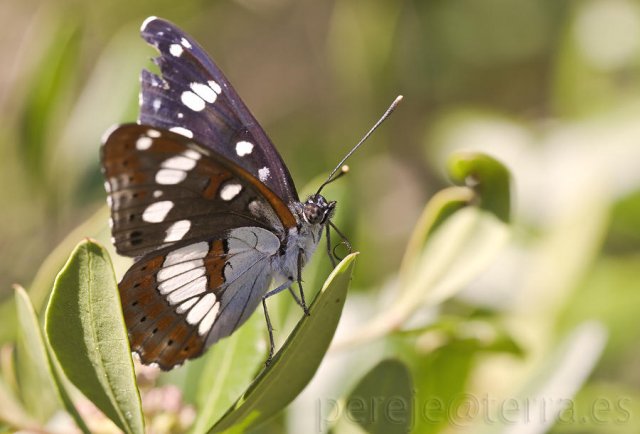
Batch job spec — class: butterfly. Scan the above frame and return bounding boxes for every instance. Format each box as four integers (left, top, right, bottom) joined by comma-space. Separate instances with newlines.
101, 16, 400, 370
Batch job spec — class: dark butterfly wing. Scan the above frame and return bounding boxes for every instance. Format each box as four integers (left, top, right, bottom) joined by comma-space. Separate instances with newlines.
121, 226, 279, 370
101, 123, 297, 257
138, 16, 298, 204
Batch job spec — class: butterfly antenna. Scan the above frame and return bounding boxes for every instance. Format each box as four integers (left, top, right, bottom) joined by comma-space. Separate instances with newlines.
316, 95, 403, 195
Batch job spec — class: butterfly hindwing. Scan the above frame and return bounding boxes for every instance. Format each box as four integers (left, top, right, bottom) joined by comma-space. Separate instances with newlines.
138, 17, 299, 204
101, 124, 296, 257
120, 226, 281, 370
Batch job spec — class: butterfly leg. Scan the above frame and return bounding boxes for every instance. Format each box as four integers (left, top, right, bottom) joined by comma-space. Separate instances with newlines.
261, 297, 276, 366
296, 249, 310, 316
261, 277, 302, 365
325, 224, 337, 268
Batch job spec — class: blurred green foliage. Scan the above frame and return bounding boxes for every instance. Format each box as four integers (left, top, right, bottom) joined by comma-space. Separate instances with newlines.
1, 0, 640, 433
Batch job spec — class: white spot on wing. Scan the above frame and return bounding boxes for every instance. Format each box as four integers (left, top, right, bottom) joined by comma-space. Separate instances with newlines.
177, 112, 184, 119
208, 80, 222, 94
235, 141, 254, 157
153, 190, 163, 198
156, 169, 187, 184
147, 129, 161, 138
152, 98, 161, 112
142, 200, 174, 223
198, 302, 220, 335
162, 154, 197, 171
176, 297, 198, 314
164, 219, 192, 242
183, 149, 201, 160
220, 183, 242, 201
164, 242, 209, 267
181, 37, 192, 48
258, 167, 270, 182
169, 126, 193, 138
157, 259, 204, 282
168, 276, 209, 305
103, 181, 111, 193
181, 91, 206, 112
169, 43, 184, 57
190, 82, 218, 103
136, 136, 153, 150
186, 293, 216, 325
106, 196, 113, 207
158, 267, 205, 294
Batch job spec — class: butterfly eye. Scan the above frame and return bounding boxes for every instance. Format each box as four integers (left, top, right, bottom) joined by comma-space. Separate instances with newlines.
303, 195, 335, 224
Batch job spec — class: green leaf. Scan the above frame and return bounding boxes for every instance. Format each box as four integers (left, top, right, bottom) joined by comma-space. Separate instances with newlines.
447, 151, 511, 223
44, 239, 144, 434
189, 311, 265, 434
14, 284, 60, 422
399, 185, 474, 277
209, 253, 358, 433
14, 285, 91, 433
337, 207, 510, 348
345, 359, 413, 434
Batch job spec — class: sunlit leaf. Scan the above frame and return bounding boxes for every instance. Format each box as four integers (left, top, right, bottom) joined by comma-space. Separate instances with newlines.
447, 151, 511, 223
44, 239, 144, 434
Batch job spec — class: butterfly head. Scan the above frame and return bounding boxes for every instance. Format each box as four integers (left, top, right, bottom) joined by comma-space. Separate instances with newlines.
302, 194, 336, 225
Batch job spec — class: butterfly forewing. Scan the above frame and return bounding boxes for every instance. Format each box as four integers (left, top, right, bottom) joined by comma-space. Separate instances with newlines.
138, 17, 299, 204
101, 124, 296, 257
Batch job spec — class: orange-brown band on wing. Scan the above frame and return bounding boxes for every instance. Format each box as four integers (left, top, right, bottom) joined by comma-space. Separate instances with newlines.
205, 239, 226, 289
186, 140, 298, 230
119, 249, 208, 370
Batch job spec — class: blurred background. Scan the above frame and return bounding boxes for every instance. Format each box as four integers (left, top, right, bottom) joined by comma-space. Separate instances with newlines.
1, 0, 640, 433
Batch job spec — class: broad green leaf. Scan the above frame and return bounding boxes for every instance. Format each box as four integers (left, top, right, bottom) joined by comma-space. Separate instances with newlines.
345, 359, 413, 434
44, 239, 144, 434
447, 151, 511, 223
189, 311, 265, 434
209, 253, 358, 433
14, 285, 60, 422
